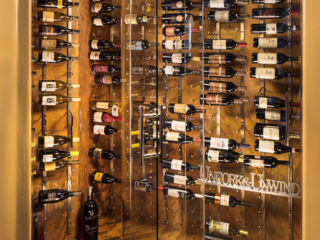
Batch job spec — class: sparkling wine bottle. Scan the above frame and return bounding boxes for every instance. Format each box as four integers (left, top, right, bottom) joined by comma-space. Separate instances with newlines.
39, 25, 79, 36
38, 135, 80, 148
37, 0, 80, 8
162, 53, 200, 64
89, 51, 121, 61
94, 75, 120, 85
204, 39, 247, 50
204, 80, 247, 93
90, 172, 121, 183
39, 160, 79, 171
243, 155, 289, 168
165, 119, 201, 132
205, 149, 240, 163
161, 13, 201, 24
200, 93, 245, 106
39, 39, 78, 49
206, 220, 248, 236
91, 65, 121, 74
38, 11, 79, 22
250, 67, 297, 79
254, 123, 286, 140
255, 139, 301, 154
252, 0, 286, 3
164, 172, 196, 186
124, 14, 158, 24
204, 0, 249, 8
162, 185, 195, 199
207, 11, 250, 22
254, 96, 300, 109
92, 125, 121, 135
91, 3, 121, 13
92, 112, 122, 123
163, 26, 199, 37
168, 103, 205, 115
39, 80, 80, 91
38, 189, 81, 204
253, 37, 298, 48
204, 67, 246, 78
161, 0, 202, 11
251, 23, 300, 34
88, 148, 121, 159
204, 137, 250, 150
164, 132, 202, 144
161, 159, 200, 171
38, 51, 78, 63
92, 16, 120, 26
204, 53, 246, 64
252, 53, 298, 64
39, 94, 80, 105
252, 8, 299, 19
162, 40, 202, 50
83, 186, 98, 240
256, 109, 286, 122
128, 40, 158, 50
205, 193, 251, 207
89, 39, 121, 50
38, 149, 79, 162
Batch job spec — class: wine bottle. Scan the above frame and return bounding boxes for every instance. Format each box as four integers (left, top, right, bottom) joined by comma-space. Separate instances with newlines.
204, 0, 249, 8
206, 220, 248, 236
164, 172, 196, 186
243, 155, 289, 168
205, 149, 240, 163
168, 103, 205, 115
91, 65, 121, 74
83, 186, 98, 240
124, 14, 157, 24
37, 0, 80, 8
205, 193, 251, 207
88, 148, 121, 159
39, 94, 80, 106
90, 100, 120, 111
205, 234, 233, 240
39, 25, 79, 36
94, 75, 120, 85
38, 189, 81, 204
39, 80, 80, 91
162, 0, 202, 11
90, 172, 121, 183
255, 139, 301, 154
38, 11, 78, 22
252, 53, 298, 65
250, 67, 297, 79
163, 26, 199, 37
128, 40, 158, 50
253, 37, 298, 49
165, 119, 201, 132
39, 39, 78, 49
91, 3, 121, 13
89, 51, 121, 61
252, 8, 299, 19
162, 53, 200, 64
39, 160, 79, 171
208, 11, 250, 22
38, 135, 80, 148
252, 0, 286, 3
162, 40, 202, 50
204, 53, 246, 64
256, 109, 286, 122
92, 125, 121, 135
92, 16, 120, 26
38, 149, 79, 162
164, 132, 202, 144
254, 123, 286, 140
204, 80, 247, 93
254, 96, 300, 109
38, 51, 79, 63
161, 13, 201, 24
162, 185, 195, 199
204, 39, 247, 50
89, 40, 121, 50
204, 67, 246, 78
204, 137, 250, 150
251, 23, 300, 34
162, 66, 200, 76
92, 112, 121, 123
200, 93, 245, 106
161, 159, 200, 171
133, 180, 156, 192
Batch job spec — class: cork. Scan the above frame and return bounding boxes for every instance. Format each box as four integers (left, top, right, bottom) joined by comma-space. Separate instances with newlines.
236, 71, 246, 76
237, 86, 247, 91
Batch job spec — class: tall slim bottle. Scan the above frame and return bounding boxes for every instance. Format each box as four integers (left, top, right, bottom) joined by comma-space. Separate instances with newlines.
83, 186, 98, 240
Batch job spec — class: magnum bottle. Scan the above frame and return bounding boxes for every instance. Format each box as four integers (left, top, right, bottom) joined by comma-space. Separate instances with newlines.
205, 193, 251, 207
204, 53, 247, 64
204, 80, 247, 93
83, 186, 98, 240
253, 37, 298, 49
204, 137, 250, 150
92, 125, 121, 135
206, 220, 248, 236
254, 123, 286, 140
204, 39, 247, 50
38, 189, 81, 204
39, 94, 80, 105
91, 3, 121, 13
161, 159, 200, 171
200, 93, 245, 106
243, 155, 289, 168
88, 148, 121, 159
90, 172, 122, 184
252, 8, 299, 19
164, 172, 196, 186
252, 53, 298, 65
255, 139, 301, 154
89, 40, 121, 50
37, 0, 80, 8
207, 11, 250, 23
38, 149, 79, 162
251, 23, 300, 34
204, 67, 246, 78
39, 80, 80, 91
256, 109, 286, 122
39, 160, 79, 171
38, 11, 79, 22
39, 39, 78, 49
168, 103, 205, 115
250, 67, 297, 79
205, 149, 240, 163
39, 25, 80, 36
38, 51, 79, 63
38, 135, 80, 148
165, 119, 201, 132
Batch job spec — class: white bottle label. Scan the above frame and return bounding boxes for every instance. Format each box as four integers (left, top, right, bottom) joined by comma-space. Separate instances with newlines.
42, 51, 55, 62
171, 120, 185, 131
255, 68, 276, 79
42, 96, 57, 105
210, 138, 229, 150
207, 150, 220, 162
165, 132, 180, 141
93, 18, 103, 26
90, 52, 100, 60
43, 154, 53, 162
124, 14, 138, 24
164, 40, 174, 50
265, 110, 281, 121
259, 140, 275, 153
96, 102, 109, 109
44, 136, 54, 148
175, 40, 182, 49
41, 82, 56, 91
258, 38, 278, 48
93, 125, 105, 135
266, 23, 277, 34
212, 40, 227, 50
265, 0, 277, 4
171, 160, 183, 170
102, 76, 112, 84
112, 105, 119, 117
257, 53, 277, 64
91, 40, 99, 49
209, 0, 225, 8
94, 3, 102, 12
168, 189, 180, 198
176, 15, 184, 22
220, 194, 230, 206
42, 11, 54, 22
220, 222, 230, 235
171, 53, 182, 63
173, 104, 187, 113
247, 160, 264, 168
263, 126, 280, 140
93, 112, 103, 122
174, 175, 187, 185
258, 97, 268, 109
214, 11, 229, 23
164, 66, 174, 75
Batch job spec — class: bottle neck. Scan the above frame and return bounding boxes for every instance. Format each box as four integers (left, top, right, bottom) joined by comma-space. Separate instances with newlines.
279, 161, 290, 166
71, 29, 80, 34
87, 187, 93, 201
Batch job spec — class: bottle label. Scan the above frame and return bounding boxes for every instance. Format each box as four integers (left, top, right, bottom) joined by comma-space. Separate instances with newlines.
93, 3, 102, 13
175, 14, 184, 22
174, 175, 187, 185
102, 76, 113, 84
93, 18, 103, 26
41, 39, 57, 48
43, 154, 53, 162
247, 160, 264, 168
91, 40, 99, 49
266, 23, 277, 34
171, 160, 183, 170
96, 102, 109, 109
210, 137, 229, 150
165, 132, 180, 141
209, 220, 229, 235
72, 98, 81, 102
93, 148, 102, 158
220, 194, 230, 206
206, 94, 223, 105
57, 0, 63, 9
44, 136, 54, 148
42, 11, 54, 22
255, 68, 276, 79
265, 0, 277, 2
207, 150, 220, 162
173, 104, 187, 113
259, 140, 275, 153
208, 55, 224, 64
42, 51, 55, 62
171, 120, 185, 131
142, 16, 148, 23
263, 126, 280, 140
175, 40, 183, 49
44, 26, 54, 35
93, 111, 103, 122
165, 27, 175, 36
171, 53, 182, 63
124, 14, 138, 24
265, 110, 281, 120
168, 189, 180, 198
214, 11, 229, 22
176, 1, 183, 8
41, 81, 56, 91
209, 0, 225, 8
131, 41, 143, 50
93, 125, 105, 135
212, 40, 227, 49
47, 192, 57, 200
44, 162, 56, 171
209, 67, 225, 76
131, 67, 143, 74
42, 96, 57, 105
164, 40, 174, 50
90, 52, 100, 60
93, 65, 109, 73
257, 53, 277, 64
73, 137, 80, 143
258, 38, 278, 48
164, 66, 174, 75
94, 172, 103, 182
258, 97, 268, 108
209, 82, 226, 92
112, 105, 119, 117
70, 151, 79, 156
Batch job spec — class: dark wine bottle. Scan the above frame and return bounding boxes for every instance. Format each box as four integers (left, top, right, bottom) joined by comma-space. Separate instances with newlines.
94, 75, 120, 85
162, 53, 200, 64
251, 23, 300, 34
163, 26, 199, 37
162, 0, 202, 11
90, 172, 121, 183
83, 186, 98, 240
252, 8, 299, 19
204, 80, 247, 93
162, 66, 200, 76
39, 25, 79, 36
91, 65, 120, 74
124, 14, 158, 24
256, 109, 286, 122
162, 13, 201, 24
206, 220, 248, 236
128, 40, 158, 50
204, 52, 246, 64
250, 67, 297, 79
164, 132, 202, 144
38, 135, 80, 148
161, 159, 200, 171
207, 11, 250, 22
204, 137, 250, 150
253, 0, 286, 3
39, 39, 78, 49
205, 193, 251, 207
37, 0, 80, 8
205, 149, 240, 163
254, 96, 300, 109
92, 125, 121, 135
204, 0, 249, 8
243, 155, 289, 168
252, 53, 298, 64
88, 148, 121, 159
39, 160, 79, 171
89, 52, 121, 61
39, 94, 80, 105
92, 112, 122, 123
204, 39, 247, 50
39, 80, 80, 91
164, 172, 196, 186
255, 139, 301, 154
38, 149, 79, 162
92, 16, 120, 26
200, 93, 244, 106
165, 119, 201, 132
162, 185, 195, 199
253, 37, 298, 49
168, 103, 205, 115
38, 189, 81, 204
89, 39, 121, 50
91, 3, 121, 13
254, 123, 286, 140
162, 40, 202, 50
38, 11, 79, 22
204, 67, 246, 78
38, 51, 78, 63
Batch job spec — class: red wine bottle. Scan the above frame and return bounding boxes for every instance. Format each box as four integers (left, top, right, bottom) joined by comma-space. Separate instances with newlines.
92, 16, 120, 26
92, 125, 121, 135
38, 189, 81, 204
200, 93, 244, 106
204, 80, 247, 93
252, 53, 298, 64
161, 159, 200, 171
205, 149, 240, 163
91, 3, 121, 13
252, 8, 299, 19
83, 186, 98, 240
162, 40, 202, 50
250, 67, 296, 79
39, 25, 79, 36
253, 37, 298, 49
163, 26, 199, 36
243, 155, 289, 168
204, 53, 246, 64
253, 0, 286, 3
90, 172, 121, 183
206, 220, 248, 236
162, 0, 202, 10
89, 39, 121, 50
204, 39, 247, 50
37, 11, 79, 22
204, 67, 246, 78
38, 51, 78, 63
162, 185, 195, 199
88, 148, 121, 159
164, 172, 196, 186
254, 96, 300, 109
162, 13, 201, 24
129, 40, 158, 50
207, 11, 249, 22
37, 0, 80, 8
162, 53, 200, 64
254, 123, 286, 140
38, 149, 79, 162
92, 112, 122, 123
89, 51, 121, 61
255, 139, 301, 154
168, 103, 204, 115
91, 65, 121, 74
204, 0, 249, 8
205, 193, 251, 207
164, 132, 202, 144
39, 39, 78, 49
251, 23, 300, 34
94, 75, 120, 85
256, 109, 286, 122
165, 119, 201, 132
204, 137, 250, 150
